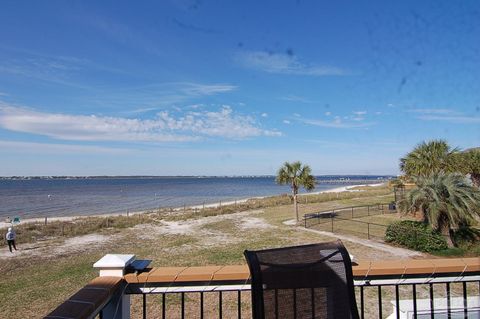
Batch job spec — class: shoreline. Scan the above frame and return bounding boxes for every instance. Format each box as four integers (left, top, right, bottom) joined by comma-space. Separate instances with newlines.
0, 182, 386, 229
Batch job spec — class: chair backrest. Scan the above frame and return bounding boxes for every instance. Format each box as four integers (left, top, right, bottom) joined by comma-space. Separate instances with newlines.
244, 240, 359, 319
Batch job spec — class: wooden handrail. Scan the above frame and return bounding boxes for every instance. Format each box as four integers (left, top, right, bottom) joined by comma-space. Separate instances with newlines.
124, 258, 480, 284
44, 276, 123, 319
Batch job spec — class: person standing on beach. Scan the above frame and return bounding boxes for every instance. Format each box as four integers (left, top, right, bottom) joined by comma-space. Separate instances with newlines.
5, 227, 17, 253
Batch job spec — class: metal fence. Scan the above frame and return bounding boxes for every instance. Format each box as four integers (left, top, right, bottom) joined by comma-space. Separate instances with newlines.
304, 203, 396, 240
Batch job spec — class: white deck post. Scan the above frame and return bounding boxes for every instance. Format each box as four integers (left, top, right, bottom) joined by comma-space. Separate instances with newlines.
94, 254, 136, 319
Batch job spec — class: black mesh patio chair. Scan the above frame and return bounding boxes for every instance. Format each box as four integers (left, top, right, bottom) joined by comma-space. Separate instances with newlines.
244, 240, 359, 319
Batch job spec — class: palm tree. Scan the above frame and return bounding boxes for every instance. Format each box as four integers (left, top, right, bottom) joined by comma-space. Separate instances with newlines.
276, 161, 316, 221
398, 173, 480, 247
400, 140, 457, 178
458, 148, 480, 188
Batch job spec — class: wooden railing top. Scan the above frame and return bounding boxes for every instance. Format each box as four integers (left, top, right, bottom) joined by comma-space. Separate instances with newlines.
353, 257, 480, 277
124, 257, 480, 284
44, 276, 123, 319
125, 265, 250, 284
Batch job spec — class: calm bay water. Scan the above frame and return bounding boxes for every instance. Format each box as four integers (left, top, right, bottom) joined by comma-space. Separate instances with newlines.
0, 176, 390, 219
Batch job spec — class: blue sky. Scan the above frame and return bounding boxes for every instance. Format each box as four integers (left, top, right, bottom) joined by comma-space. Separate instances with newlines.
0, 0, 479, 176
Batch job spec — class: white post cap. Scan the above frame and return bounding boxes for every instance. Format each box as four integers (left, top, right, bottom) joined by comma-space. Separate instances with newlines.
93, 254, 136, 277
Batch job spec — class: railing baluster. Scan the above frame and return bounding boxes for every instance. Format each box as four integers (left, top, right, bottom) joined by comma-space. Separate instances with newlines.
429, 283, 434, 319
446, 282, 451, 318
360, 286, 364, 319
412, 284, 417, 319
181, 292, 185, 319
143, 293, 146, 319
219, 291, 223, 319
162, 293, 166, 319
238, 290, 242, 319
463, 281, 468, 318
395, 285, 400, 319
200, 292, 204, 319
378, 286, 382, 319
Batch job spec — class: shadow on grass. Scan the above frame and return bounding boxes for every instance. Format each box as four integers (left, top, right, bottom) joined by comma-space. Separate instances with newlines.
433, 227, 480, 257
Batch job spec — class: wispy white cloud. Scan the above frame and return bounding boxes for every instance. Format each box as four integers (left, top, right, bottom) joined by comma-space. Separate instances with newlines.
298, 116, 374, 128
351, 111, 367, 121
280, 95, 315, 103
92, 82, 237, 113
0, 104, 281, 142
409, 108, 480, 124
407, 108, 456, 115
0, 140, 131, 154
188, 104, 204, 109
283, 120, 291, 124
236, 51, 347, 76
353, 111, 367, 115
415, 114, 480, 124
261, 113, 268, 117
302, 139, 408, 152
0, 56, 91, 89
178, 83, 236, 96
0, 46, 131, 89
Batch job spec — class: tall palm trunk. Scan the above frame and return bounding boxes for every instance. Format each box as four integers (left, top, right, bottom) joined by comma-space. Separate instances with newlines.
439, 220, 455, 248
293, 193, 299, 221
292, 183, 299, 221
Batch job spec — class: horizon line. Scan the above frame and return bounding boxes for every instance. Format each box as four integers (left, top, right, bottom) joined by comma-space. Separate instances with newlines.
0, 174, 397, 179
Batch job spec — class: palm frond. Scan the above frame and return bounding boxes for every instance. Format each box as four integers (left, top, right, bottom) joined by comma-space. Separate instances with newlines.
402, 173, 480, 233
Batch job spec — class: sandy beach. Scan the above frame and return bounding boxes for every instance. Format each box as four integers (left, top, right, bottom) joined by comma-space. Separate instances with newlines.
0, 182, 385, 229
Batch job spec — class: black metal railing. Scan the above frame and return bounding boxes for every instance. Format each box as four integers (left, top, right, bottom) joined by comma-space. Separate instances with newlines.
127, 284, 251, 319
354, 276, 480, 318
124, 274, 480, 318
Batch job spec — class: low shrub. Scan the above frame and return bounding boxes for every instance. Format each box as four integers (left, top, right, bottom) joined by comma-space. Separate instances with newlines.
385, 220, 448, 252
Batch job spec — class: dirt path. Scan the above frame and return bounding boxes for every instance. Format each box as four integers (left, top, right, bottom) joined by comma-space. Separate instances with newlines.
300, 227, 423, 258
